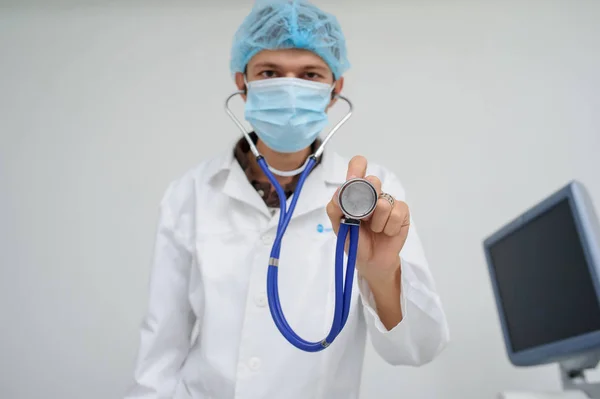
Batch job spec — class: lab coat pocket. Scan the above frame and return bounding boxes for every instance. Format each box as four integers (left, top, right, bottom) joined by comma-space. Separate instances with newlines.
194, 230, 263, 335
195, 230, 258, 284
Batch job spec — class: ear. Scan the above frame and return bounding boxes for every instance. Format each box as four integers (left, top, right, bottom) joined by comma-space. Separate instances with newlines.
235, 72, 247, 101
327, 76, 345, 110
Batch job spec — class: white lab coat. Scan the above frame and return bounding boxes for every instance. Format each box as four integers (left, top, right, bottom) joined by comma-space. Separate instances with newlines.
125, 148, 449, 399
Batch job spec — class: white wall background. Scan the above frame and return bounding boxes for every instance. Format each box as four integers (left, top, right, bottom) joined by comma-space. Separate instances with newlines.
1, 0, 599, 398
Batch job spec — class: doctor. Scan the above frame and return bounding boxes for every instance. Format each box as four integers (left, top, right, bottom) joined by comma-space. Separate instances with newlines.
126, 1, 449, 398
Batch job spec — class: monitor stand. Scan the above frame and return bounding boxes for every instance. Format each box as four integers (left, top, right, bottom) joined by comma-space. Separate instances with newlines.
560, 352, 600, 398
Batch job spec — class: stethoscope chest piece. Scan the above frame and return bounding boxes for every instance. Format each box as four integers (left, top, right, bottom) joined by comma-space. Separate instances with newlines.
337, 178, 378, 220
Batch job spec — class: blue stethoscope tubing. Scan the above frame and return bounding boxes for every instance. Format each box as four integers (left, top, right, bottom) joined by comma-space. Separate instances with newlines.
258, 155, 360, 352
224, 89, 357, 352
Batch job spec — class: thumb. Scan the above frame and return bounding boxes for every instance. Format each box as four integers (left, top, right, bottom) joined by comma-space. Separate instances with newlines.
326, 187, 343, 235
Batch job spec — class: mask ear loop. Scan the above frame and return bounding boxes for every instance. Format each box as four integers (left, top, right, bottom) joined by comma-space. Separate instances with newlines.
224, 85, 353, 176
243, 75, 249, 95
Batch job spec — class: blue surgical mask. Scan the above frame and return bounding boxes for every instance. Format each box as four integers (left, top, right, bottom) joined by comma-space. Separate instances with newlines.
244, 77, 334, 153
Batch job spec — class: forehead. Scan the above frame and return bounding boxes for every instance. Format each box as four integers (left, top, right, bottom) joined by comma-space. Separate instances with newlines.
247, 48, 331, 72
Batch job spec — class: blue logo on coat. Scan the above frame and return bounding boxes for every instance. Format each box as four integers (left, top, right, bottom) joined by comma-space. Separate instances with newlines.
317, 224, 333, 233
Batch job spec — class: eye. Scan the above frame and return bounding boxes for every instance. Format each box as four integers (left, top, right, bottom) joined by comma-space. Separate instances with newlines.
304, 72, 322, 80
260, 70, 278, 78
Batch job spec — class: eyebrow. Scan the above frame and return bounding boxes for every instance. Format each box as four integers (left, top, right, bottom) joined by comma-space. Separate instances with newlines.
251, 62, 330, 73
303, 65, 330, 72
252, 62, 281, 70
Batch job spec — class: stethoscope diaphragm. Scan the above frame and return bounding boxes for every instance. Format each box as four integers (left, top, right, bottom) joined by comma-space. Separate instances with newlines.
337, 178, 378, 220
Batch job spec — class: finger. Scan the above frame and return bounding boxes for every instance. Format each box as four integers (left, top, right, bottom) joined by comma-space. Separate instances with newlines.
346, 155, 368, 180
363, 175, 382, 222
326, 186, 343, 234
370, 197, 393, 233
383, 201, 411, 237
365, 175, 382, 195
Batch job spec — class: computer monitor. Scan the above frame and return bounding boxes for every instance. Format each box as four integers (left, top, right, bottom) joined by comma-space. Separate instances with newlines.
483, 181, 600, 367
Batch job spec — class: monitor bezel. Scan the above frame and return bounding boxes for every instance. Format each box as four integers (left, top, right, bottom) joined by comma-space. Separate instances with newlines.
483, 181, 600, 367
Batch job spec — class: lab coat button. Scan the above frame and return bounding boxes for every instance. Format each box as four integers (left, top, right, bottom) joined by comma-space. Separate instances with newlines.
255, 293, 267, 307
249, 357, 261, 371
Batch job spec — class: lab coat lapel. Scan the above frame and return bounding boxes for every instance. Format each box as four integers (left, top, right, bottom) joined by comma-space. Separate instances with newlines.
214, 146, 348, 225
221, 154, 272, 220
287, 162, 330, 220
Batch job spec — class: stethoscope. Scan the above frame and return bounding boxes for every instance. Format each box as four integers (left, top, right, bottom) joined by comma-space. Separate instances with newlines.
225, 89, 379, 352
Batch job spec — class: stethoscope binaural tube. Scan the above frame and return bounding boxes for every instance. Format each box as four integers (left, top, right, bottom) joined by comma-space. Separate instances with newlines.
259, 156, 377, 351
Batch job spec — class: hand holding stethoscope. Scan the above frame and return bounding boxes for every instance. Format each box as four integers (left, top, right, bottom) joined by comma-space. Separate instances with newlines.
326, 155, 411, 289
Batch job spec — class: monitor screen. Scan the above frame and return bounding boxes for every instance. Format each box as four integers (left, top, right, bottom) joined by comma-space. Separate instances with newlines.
488, 198, 600, 352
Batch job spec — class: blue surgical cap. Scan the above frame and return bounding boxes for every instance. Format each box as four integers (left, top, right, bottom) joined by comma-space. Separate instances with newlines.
230, 0, 350, 79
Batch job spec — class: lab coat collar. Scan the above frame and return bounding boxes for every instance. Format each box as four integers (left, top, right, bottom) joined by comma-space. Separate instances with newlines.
207, 139, 347, 220
212, 140, 271, 219
321, 148, 347, 186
